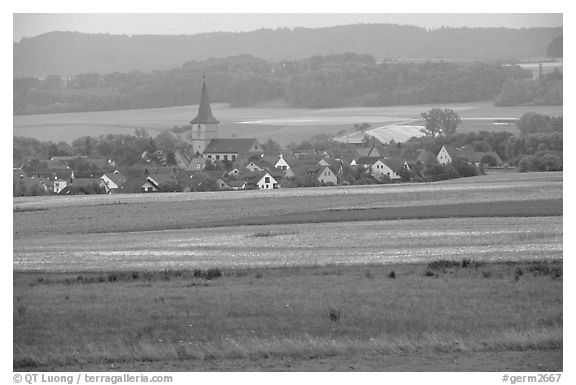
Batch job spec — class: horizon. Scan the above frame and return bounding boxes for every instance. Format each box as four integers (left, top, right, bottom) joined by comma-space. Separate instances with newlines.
13, 13, 563, 42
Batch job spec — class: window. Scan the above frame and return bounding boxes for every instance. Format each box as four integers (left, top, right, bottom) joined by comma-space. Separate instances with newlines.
232, 155, 236, 161
216, 155, 220, 160
224, 155, 228, 161
208, 155, 212, 159
265, 177, 270, 183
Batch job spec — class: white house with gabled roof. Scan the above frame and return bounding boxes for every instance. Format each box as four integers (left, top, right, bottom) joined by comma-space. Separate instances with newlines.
274, 154, 291, 170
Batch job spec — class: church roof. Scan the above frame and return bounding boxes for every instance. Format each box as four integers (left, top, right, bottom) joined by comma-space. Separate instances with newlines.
191, 81, 220, 125
204, 138, 260, 154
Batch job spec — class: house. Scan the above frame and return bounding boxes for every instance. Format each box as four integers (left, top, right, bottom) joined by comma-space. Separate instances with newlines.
32, 170, 75, 193
58, 178, 102, 195
316, 166, 337, 185
175, 150, 208, 171
370, 159, 410, 181
437, 145, 503, 166
227, 180, 247, 190
293, 165, 338, 185
181, 170, 228, 192
245, 158, 274, 172
187, 157, 208, 171
100, 171, 128, 193
266, 153, 291, 171
121, 177, 162, 193
203, 138, 263, 162
355, 156, 381, 168
174, 150, 193, 169
245, 171, 279, 190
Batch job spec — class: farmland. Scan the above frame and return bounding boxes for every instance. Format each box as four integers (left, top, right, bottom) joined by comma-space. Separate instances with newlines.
13, 172, 563, 371
13, 102, 563, 145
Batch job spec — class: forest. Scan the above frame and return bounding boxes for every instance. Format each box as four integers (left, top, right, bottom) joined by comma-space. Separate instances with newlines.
14, 25, 561, 77
14, 53, 561, 115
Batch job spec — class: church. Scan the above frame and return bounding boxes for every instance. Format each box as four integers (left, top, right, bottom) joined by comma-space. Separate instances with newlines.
178, 79, 263, 167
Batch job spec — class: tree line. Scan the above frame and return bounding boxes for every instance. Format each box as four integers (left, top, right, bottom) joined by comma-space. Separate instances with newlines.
15, 53, 542, 115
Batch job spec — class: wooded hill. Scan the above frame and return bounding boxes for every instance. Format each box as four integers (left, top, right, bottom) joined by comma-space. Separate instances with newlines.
16, 54, 547, 115
14, 24, 562, 78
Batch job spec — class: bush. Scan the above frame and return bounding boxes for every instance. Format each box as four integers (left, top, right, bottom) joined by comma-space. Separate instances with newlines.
518, 156, 533, 172
453, 159, 478, 177
423, 163, 459, 181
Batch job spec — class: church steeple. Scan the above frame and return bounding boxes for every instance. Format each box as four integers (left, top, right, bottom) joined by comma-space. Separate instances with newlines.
191, 79, 219, 125
189, 78, 219, 155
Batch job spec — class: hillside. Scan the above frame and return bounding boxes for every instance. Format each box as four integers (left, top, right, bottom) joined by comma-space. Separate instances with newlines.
14, 24, 562, 78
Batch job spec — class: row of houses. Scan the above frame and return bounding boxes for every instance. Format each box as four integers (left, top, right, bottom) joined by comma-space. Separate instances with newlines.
14, 142, 504, 195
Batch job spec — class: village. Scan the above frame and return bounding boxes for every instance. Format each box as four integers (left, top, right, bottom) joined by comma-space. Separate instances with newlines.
13, 80, 508, 196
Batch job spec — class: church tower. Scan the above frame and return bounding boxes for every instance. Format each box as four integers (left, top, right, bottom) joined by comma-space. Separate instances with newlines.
189, 79, 219, 155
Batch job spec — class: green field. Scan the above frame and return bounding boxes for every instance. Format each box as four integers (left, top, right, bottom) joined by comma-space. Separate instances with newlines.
13, 102, 563, 145
13, 172, 563, 371
14, 261, 562, 371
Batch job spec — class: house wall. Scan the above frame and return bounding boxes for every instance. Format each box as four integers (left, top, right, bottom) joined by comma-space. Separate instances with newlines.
318, 167, 338, 184
257, 174, 278, 189
437, 147, 452, 164
371, 161, 401, 180
53, 180, 67, 194
141, 180, 159, 193
275, 157, 290, 170
205, 153, 238, 162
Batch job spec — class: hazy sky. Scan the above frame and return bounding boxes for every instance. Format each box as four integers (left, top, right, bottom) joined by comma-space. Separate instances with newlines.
13, 13, 563, 42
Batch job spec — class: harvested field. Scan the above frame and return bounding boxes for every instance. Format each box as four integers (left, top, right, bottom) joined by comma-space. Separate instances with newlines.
13, 217, 562, 272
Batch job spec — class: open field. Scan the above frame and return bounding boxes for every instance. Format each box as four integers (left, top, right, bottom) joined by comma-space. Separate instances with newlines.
14, 261, 562, 371
13, 102, 562, 145
13, 172, 563, 371
13, 216, 563, 272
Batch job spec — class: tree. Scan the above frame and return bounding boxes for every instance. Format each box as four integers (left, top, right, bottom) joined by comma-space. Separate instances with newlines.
546, 36, 563, 58
517, 113, 552, 135
452, 158, 478, 178
204, 159, 217, 171
166, 151, 177, 166
518, 156, 533, 173
420, 108, 461, 137
261, 138, 282, 154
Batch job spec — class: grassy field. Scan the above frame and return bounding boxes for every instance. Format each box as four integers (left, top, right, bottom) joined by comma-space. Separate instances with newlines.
14, 261, 562, 371
13, 102, 562, 145
13, 171, 563, 371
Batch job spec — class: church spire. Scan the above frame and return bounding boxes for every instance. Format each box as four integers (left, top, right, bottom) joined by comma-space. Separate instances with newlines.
191, 78, 220, 125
